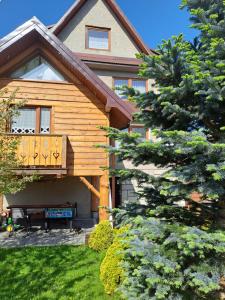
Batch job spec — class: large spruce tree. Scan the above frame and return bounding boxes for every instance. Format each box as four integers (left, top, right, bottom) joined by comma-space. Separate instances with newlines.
100, 1, 225, 298
106, 0, 225, 227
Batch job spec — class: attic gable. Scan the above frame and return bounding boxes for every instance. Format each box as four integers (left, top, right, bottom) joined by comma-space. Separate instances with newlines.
53, 0, 154, 57
0, 17, 132, 128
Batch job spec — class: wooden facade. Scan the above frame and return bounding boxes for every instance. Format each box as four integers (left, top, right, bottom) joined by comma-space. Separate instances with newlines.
0, 78, 109, 177
0, 77, 110, 219
0, 16, 132, 220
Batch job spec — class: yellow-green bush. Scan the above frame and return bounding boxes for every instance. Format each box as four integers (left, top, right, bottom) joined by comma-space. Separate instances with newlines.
88, 220, 114, 252
100, 226, 129, 295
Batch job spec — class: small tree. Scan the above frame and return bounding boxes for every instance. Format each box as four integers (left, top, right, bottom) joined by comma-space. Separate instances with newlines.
0, 89, 34, 196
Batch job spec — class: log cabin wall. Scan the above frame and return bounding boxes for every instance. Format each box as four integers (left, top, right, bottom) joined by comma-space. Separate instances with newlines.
0, 78, 109, 177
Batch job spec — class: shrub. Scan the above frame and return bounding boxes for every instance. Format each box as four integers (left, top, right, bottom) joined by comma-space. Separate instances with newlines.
88, 220, 113, 252
100, 226, 129, 295
119, 216, 225, 300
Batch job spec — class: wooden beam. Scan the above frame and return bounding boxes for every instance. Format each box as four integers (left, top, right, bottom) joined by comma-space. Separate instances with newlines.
14, 169, 67, 175
79, 176, 100, 199
91, 177, 100, 212
111, 139, 116, 209
99, 169, 109, 221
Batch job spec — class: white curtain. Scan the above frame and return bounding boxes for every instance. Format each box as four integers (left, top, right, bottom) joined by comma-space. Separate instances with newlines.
88, 29, 109, 49
12, 108, 36, 134
40, 108, 50, 134
132, 80, 146, 94
11, 56, 66, 82
114, 79, 129, 99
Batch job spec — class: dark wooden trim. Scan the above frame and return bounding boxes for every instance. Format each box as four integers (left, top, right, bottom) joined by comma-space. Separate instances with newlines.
75, 52, 141, 66
85, 26, 111, 51
14, 168, 67, 175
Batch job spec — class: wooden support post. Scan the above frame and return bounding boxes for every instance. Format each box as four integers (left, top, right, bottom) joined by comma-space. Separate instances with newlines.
111, 139, 116, 209
79, 176, 100, 199
91, 177, 99, 212
99, 170, 109, 221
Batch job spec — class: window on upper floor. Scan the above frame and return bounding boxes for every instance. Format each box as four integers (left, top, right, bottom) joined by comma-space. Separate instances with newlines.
114, 78, 147, 99
114, 79, 129, 99
86, 26, 110, 50
11, 107, 51, 134
131, 126, 147, 141
10, 56, 67, 82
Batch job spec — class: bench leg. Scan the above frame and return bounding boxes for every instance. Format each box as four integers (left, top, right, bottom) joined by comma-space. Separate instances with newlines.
44, 219, 49, 233
69, 219, 73, 232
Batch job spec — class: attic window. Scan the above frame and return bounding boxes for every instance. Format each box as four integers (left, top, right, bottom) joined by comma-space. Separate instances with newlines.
10, 56, 67, 82
86, 26, 110, 50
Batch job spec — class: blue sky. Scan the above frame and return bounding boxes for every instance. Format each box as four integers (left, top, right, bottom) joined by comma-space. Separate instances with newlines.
0, 0, 197, 49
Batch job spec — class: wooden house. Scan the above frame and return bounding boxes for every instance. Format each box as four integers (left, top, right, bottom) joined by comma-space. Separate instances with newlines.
0, 0, 160, 224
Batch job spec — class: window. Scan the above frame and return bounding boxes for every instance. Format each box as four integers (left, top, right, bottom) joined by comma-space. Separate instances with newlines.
11, 107, 51, 134
10, 56, 67, 82
114, 79, 129, 99
131, 126, 147, 141
132, 80, 147, 94
114, 78, 147, 99
86, 26, 110, 50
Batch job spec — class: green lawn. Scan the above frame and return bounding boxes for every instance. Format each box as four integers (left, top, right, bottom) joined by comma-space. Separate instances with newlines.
0, 245, 119, 300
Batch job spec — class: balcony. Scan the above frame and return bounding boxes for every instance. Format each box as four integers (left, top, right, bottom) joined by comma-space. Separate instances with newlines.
10, 134, 67, 175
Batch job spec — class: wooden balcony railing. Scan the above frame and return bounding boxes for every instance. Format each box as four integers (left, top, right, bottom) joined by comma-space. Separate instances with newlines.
9, 134, 67, 175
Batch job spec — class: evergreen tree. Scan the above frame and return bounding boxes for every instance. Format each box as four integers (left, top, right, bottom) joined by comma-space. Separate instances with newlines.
0, 89, 35, 196
105, 0, 225, 227
100, 1, 225, 298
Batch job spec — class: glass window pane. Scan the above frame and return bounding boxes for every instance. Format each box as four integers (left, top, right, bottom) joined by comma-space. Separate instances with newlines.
132, 127, 146, 141
114, 79, 129, 99
11, 56, 67, 82
88, 29, 109, 50
132, 80, 146, 94
11, 108, 36, 134
115, 128, 129, 149
40, 108, 50, 134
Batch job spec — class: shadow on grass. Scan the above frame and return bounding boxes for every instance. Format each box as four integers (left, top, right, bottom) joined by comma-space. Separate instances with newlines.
0, 245, 119, 300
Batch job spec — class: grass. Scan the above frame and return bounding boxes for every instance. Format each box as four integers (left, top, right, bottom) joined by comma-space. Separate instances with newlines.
0, 245, 119, 300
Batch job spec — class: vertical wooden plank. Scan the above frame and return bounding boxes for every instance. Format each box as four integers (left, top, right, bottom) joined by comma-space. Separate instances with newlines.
91, 176, 99, 212
99, 170, 109, 221
99, 113, 110, 221
57, 136, 62, 166
35, 135, 40, 166
111, 139, 116, 209
61, 135, 67, 169
36, 107, 41, 134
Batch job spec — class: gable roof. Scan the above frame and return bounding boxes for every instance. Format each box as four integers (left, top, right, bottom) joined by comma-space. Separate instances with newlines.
0, 17, 132, 128
53, 0, 155, 55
